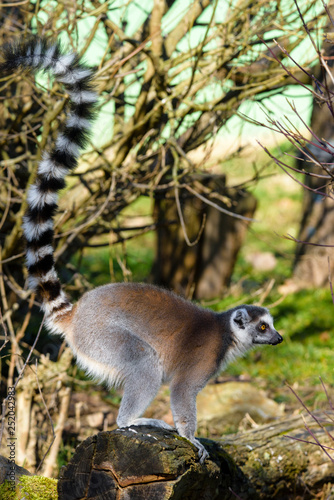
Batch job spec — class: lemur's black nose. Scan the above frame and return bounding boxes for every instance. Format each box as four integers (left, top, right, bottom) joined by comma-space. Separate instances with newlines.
272, 332, 283, 345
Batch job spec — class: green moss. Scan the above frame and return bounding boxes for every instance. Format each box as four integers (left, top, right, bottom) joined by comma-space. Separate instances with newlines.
0, 476, 58, 500
19, 476, 58, 500
0, 480, 16, 500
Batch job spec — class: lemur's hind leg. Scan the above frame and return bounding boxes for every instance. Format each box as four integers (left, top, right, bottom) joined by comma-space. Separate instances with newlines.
116, 375, 161, 428
116, 337, 168, 429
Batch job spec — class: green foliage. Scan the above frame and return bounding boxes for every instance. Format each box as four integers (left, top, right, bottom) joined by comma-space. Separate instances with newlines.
0, 476, 58, 500
56, 441, 77, 471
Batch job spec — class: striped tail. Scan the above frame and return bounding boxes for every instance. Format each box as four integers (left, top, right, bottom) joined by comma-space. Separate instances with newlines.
1, 37, 98, 331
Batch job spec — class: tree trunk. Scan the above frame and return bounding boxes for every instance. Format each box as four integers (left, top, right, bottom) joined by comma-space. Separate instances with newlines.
293, 36, 334, 287
152, 174, 257, 299
58, 411, 334, 500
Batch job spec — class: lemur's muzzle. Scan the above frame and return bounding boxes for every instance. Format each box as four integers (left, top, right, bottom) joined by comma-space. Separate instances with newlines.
269, 331, 283, 345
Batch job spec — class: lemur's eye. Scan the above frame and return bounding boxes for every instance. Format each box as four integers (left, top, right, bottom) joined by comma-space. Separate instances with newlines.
260, 323, 267, 331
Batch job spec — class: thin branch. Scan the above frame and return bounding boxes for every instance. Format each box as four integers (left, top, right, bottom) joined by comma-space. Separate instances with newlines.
284, 434, 334, 453
320, 376, 334, 412
282, 234, 334, 248
302, 418, 334, 463
34, 359, 56, 473
0, 307, 8, 353
174, 184, 207, 247
328, 258, 334, 305
182, 184, 258, 223
257, 142, 333, 200
287, 383, 334, 445
0, 315, 46, 449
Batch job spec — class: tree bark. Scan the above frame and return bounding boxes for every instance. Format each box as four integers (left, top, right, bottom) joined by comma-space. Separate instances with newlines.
293, 23, 334, 287
221, 411, 334, 499
152, 174, 257, 299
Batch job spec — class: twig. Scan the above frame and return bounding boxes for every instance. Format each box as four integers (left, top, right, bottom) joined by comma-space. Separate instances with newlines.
228, 487, 244, 500
182, 184, 258, 223
284, 434, 334, 453
287, 383, 334, 447
328, 257, 334, 305
283, 234, 334, 248
0, 306, 8, 352
320, 377, 334, 413
257, 142, 332, 200
302, 418, 334, 463
0, 246, 23, 378
257, 279, 275, 306
0, 315, 46, 449
34, 359, 56, 473
0, 252, 25, 265
174, 185, 207, 247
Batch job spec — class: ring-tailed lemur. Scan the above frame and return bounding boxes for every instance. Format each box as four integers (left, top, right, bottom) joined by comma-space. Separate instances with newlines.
2, 36, 283, 463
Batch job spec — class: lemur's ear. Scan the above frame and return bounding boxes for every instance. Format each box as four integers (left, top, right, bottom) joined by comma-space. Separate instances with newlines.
231, 308, 250, 329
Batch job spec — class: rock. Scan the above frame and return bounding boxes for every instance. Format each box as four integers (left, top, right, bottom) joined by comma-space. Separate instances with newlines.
245, 252, 277, 271
0, 454, 31, 484
197, 382, 284, 434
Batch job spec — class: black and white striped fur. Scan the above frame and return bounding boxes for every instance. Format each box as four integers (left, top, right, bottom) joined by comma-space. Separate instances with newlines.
1, 37, 97, 331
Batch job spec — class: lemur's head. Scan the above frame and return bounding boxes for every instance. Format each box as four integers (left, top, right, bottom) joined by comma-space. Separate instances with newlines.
230, 305, 283, 348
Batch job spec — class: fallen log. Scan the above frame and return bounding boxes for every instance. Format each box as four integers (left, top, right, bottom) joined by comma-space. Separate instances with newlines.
220, 411, 334, 499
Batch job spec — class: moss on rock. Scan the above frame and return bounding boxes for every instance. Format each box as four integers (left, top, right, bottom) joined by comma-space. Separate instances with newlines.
0, 475, 58, 500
